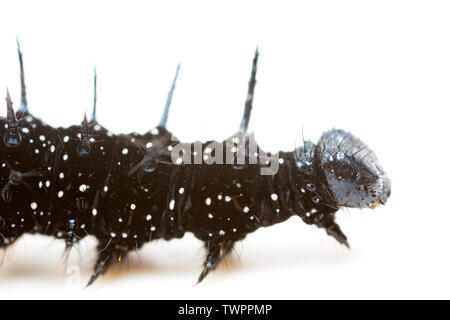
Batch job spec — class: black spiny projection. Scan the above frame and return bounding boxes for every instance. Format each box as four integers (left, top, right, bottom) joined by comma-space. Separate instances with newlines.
0, 44, 391, 286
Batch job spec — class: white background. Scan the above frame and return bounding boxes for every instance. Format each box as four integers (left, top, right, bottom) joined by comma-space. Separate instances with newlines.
0, 0, 448, 299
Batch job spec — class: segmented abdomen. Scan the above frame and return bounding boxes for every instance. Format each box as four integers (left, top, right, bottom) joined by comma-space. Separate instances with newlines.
1, 111, 313, 252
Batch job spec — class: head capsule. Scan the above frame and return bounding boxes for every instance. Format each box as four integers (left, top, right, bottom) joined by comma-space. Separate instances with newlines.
314, 129, 391, 209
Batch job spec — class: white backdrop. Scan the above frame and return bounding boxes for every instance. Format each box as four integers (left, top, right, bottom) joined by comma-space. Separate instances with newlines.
0, 0, 449, 299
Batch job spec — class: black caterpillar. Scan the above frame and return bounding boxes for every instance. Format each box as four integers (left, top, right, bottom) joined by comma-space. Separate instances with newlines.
0, 43, 391, 286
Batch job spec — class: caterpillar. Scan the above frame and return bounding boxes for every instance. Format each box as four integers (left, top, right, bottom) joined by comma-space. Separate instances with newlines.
0, 43, 391, 286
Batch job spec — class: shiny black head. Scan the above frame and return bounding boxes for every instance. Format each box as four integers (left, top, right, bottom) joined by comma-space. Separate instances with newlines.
314, 129, 391, 209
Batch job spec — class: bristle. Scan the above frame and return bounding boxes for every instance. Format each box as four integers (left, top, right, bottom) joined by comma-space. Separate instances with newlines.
3, 88, 22, 148
239, 46, 259, 132
77, 112, 91, 156
159, 64, 180, 128
90, 67, 97, 122
16, 39, 28, 113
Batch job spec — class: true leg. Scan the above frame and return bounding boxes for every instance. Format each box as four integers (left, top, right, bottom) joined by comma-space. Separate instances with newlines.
86, 240, 127, 287
197, 239, 235, 284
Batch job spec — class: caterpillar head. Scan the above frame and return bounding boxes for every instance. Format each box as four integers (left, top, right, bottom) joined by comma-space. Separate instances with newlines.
314, 129, 391, 209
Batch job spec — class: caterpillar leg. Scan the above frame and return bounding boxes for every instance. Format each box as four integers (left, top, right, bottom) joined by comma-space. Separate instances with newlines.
239, 47, 259, 132
86, 241, 127, 287
325, 222, 349, 248
197, 239, 235, 284
317, 217, 349, 248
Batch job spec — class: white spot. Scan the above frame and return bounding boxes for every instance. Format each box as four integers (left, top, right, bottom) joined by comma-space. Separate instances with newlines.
169, 200, 175, 210
219, 230, 226, 236
39, 135, 45, 142
130, 204, 136, 210
150, 226, 156, 232
104, 186, 109, 192
178, 188, 185, 195
110, 233, 116, 238
271, 193, 279, 201
205, 198, 212, 206
63, 136, 69, 143
151, 128, 159, 135
45, 180, 50, 188
63, 154, 68, 161
146, 142, 153, 148
225, 196, 231, 203
146, 214, 152, 221
243, 206, 250, 213
92, 208, 98, 216
38, 181, 43, 189
59, 173, 64, 179
279, 158, 285, 164
22, 128, 30, 134
50, 145, 55, 153
122, 148, 129, 155
122, 233, 128, 239
34, 149, 39, 154
232, 228, 237, 232
58, 191, 64, 198
30, 202, 37, 210
79, 184, 87, 192
208, 213, 214, 219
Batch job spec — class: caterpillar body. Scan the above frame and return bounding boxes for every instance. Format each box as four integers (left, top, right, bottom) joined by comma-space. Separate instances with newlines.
0, 44, 391, 286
